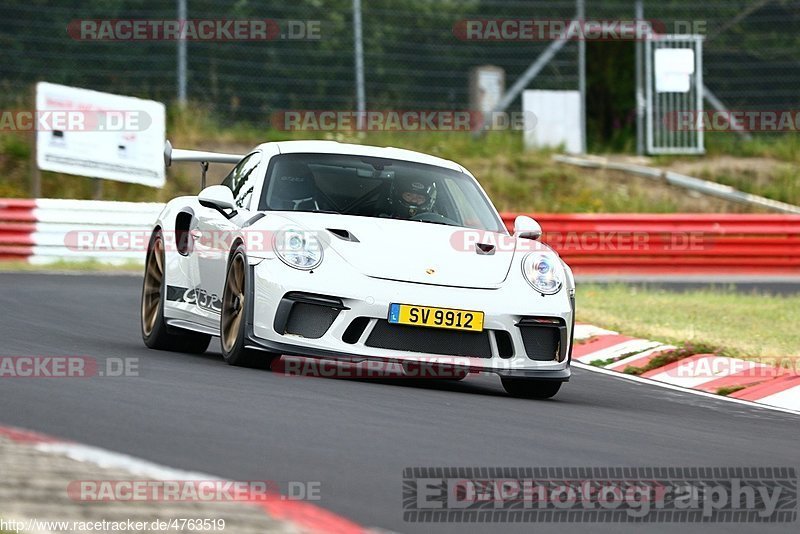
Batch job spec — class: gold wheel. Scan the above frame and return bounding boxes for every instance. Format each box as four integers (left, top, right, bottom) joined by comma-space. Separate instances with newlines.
141, 236, 164, 337
221, 253, 246, 353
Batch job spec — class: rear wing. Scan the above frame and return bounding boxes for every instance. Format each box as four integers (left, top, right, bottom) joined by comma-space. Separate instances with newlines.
163, 140, 245, 188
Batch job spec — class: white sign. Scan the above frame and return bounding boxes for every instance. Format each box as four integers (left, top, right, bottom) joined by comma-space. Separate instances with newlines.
469, 66, 505, 129
476, 68, 504, 113
36, 82, 166, 187
522, 90, 581, 154
654, 49, 695, 93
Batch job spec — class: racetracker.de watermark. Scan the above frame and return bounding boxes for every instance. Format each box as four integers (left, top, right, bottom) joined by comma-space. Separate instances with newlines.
450, 230, 709, 253
64, 229, 313, 255
67, 19, 320, 41
0, 110, 150, 132
403, 467, 797, 522
664, 110, 800, 132
1, 519, 226, 533
452, 18, 687, 41
271, 110, 535, 132
0, 356, 139, 378
65, 228, 711, 255
68, 480, 321, 502
664, 356, 799, 379
274, 356, 475, 379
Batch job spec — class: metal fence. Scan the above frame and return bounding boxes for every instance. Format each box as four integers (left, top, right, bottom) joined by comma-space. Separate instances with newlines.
645, 34, 704, 154
1, 0, 798, 127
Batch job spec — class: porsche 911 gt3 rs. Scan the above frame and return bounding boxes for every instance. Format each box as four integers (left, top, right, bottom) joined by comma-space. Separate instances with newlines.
141, 140, 575, 399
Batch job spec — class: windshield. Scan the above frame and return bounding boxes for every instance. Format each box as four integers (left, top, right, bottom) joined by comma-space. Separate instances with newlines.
258, 153, 505, 233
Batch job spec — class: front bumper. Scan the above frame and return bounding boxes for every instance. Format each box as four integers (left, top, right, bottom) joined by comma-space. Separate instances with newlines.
245, 258, 573, 381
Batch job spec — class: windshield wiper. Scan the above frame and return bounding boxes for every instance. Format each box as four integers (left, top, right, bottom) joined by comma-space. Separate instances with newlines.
411, 219, 457, 227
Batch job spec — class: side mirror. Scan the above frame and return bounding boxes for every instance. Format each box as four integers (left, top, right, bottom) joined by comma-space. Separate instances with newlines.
514, 215, 542, 240
198, 185, 235, 214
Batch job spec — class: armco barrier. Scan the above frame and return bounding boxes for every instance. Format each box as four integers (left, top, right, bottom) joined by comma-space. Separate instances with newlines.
1, 199, 799, 274
501, 213, 800, 275
0, 199, 36, 261
0, 198, 163, 264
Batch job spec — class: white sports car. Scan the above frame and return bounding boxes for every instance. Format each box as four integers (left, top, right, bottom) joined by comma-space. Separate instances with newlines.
141, 140, 575, 399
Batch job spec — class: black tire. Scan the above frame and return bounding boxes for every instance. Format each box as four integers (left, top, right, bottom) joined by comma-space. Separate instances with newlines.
141, 230, 211, 354
220, 245, 279, 369
501, 378, 562, 399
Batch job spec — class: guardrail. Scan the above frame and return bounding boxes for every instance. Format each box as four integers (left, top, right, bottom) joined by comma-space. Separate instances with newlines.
0, 198, 163, 264
1, 199, 799, 275
501, 213, 800, 275
0, 199, 36, 261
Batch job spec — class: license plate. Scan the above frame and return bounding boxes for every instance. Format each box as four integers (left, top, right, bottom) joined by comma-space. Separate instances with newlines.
388, 303, 484, 332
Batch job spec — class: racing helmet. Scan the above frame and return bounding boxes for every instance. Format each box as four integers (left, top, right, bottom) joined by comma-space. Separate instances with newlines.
390, 176, 436, 218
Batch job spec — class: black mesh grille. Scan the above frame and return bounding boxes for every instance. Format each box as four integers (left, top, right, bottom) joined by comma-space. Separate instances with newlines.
365, 320, 492, 358
284, 303, 340, 339
519, 326, 560, 361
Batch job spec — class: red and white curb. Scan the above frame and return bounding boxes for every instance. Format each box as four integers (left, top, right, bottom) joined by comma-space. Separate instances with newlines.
0, 425, 369, 534
573, 324, 800, 414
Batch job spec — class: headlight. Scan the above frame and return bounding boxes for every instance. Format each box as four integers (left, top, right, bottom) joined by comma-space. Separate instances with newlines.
521, 253, 563, 294
273, 228, 323, 270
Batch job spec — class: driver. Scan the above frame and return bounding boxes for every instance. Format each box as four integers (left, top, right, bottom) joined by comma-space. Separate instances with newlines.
389, 176, 437, 219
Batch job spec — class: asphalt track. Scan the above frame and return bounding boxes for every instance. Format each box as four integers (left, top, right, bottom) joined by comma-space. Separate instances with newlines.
0, 272, 797, 534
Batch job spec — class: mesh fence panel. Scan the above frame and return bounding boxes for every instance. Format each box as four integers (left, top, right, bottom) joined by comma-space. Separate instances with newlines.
1, 0, 798, 125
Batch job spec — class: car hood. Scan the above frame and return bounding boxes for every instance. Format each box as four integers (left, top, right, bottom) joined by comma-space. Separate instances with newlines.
264, 213, 540, 289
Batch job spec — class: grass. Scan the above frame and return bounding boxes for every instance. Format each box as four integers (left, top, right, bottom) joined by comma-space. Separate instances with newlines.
716, 385, 747, 396
651, 132, 800, 206
588, 355, 622, 367
588, 342, 718, 374
696, 164, 800, 206
653, 132, 800, 165
706, 132, 800, 164
621, 343, 718, 376
1, 105, 797, 212
577, 284, 800, 362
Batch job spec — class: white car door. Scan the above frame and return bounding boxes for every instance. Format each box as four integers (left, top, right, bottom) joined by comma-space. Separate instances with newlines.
192, 152, 262, 326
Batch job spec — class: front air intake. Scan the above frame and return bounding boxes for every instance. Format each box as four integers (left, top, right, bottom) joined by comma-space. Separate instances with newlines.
284, 303, 340, 339
516, 317, 567, 361
273, 292, 347, 339
365, 320, 493, 358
